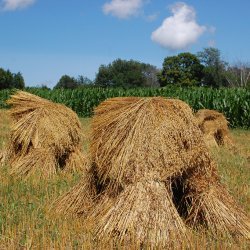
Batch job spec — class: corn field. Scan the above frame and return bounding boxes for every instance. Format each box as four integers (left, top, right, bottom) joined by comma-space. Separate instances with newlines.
0, 87, 249, 128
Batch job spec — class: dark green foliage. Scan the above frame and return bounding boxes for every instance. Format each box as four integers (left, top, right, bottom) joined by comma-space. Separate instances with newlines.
54, 75, 92, 89
159, 52, 204, 87
77, 75, 93, 85
95, 59, 159, 88
12, 72, 25, 89
0, 68, 25, 90
54, 75, 79, 89
197, 47, 228, 87
0, 87, 249, 128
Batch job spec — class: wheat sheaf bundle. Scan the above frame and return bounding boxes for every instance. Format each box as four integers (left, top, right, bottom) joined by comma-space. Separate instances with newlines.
196, 109, 234, 147
54, 97, 250, 247
5, 91, 87, 178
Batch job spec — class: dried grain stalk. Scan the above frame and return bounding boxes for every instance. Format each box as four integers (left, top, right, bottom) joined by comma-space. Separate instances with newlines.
52, 165, 96, 217
91, 97, 204, 190
89, 180, 189, 248
53, 97, 250, 246
196, 109, 234, 148
6, 91, 87, 178
180, 152, 250, 239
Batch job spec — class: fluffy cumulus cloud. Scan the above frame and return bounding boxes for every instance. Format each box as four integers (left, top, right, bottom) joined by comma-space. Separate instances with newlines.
103, 0, 144, 19
1, 0, 35, 11
151, 2, 206, 50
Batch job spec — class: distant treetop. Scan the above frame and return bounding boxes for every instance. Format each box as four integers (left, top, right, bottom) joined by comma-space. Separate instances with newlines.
0, 68, 25, 90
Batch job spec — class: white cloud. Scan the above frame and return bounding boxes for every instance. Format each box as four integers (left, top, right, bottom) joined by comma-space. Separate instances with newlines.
151, 2, 206, 50
1, 0, 35, 11
103, 0, 144, 19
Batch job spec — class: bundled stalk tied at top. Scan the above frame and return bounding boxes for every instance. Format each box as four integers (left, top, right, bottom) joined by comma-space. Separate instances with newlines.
5, 91, 87, 178
53, 96, 250, 247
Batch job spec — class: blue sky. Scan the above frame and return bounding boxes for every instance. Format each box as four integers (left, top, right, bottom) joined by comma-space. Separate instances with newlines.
0, 0, 249, 88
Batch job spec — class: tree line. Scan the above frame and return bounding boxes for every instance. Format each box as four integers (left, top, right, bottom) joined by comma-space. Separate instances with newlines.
1, 47, 249, 90
0, 68, 25, 90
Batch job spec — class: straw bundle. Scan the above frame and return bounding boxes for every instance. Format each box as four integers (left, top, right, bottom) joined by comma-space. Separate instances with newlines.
90, 180, 188, 247
53, 97, 250, 246
178, 152, 250, 239
91, 97, 204, 190
53, 163, 96, 216
196, 109, 234, 147
90, 97, 249, 243
5, 91, 87, 178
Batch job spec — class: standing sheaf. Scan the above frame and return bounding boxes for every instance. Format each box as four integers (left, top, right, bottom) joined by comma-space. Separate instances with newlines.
5, 91, 87, 178
53, 97, 250, 247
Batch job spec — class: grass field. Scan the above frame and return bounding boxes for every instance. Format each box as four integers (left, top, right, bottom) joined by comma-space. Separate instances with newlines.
0, 109, 249, 249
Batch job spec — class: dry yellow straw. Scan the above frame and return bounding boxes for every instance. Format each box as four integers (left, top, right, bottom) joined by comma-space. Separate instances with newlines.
6, 91, 87, 178
196, 109, 234, 147
53, 97, 250, 247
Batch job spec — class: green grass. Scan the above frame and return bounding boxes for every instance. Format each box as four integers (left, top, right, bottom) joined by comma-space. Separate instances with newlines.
0, 110, 249, 249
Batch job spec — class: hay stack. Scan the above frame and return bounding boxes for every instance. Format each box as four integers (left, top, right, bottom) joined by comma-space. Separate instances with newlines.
91, 97, 205, 192
196, 109, 234, 147
5, 91, 87, 178
54, 97, 250, 246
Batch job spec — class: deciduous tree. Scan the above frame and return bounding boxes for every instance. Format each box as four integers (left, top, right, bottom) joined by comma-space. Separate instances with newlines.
159, 52, 204, 87
95, 59, 159, 88
54, 75, 79, 89
225, 61, 250, 88
197, 47, 228, 87
0, 68, 25, 90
